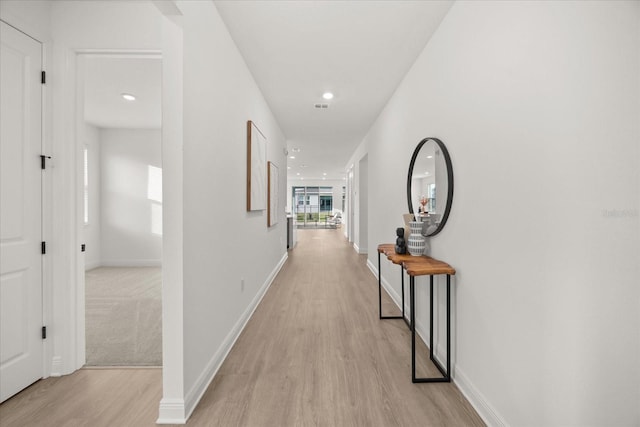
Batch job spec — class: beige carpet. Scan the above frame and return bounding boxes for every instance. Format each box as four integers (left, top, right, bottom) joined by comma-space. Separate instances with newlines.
85, 267, 162, 366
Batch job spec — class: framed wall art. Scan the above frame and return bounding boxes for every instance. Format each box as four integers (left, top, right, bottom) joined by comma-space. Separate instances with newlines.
247, 120, 266, 211
268, 161, 279, 227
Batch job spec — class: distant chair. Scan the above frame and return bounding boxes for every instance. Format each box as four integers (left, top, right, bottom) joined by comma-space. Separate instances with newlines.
325, 212, 342, 228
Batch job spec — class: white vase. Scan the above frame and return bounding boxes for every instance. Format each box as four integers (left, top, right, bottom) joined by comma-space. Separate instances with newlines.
407, 221, 426, 256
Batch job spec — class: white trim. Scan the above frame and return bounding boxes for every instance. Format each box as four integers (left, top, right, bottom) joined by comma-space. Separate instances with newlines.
156, 398, 186, 424
178, 252, 289, 423
353, 243, 360, 253
367, 258, 501, 427
49, 356, 63, 377
455, 367, 507, 427
99, 259, 162, 267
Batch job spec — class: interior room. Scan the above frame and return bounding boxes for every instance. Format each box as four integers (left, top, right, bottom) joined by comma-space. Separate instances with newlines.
80, 54, 163, 367
0, 1, 638, 426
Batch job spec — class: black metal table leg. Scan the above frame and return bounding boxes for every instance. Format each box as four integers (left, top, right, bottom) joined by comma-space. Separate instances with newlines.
410, 276, 416, 382
429, 275, 434, 361
379, 253, 406, 322
378, 251, 382, 319
411, 273, 452, 383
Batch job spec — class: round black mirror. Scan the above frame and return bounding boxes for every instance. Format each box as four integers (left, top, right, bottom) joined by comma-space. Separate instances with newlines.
406, 137, 454, 237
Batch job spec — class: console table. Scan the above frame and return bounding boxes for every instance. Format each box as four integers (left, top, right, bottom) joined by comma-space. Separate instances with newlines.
377, 244, 456, 383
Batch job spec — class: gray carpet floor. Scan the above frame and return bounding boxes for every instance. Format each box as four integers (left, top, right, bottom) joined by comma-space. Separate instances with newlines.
85, 267, 162, 366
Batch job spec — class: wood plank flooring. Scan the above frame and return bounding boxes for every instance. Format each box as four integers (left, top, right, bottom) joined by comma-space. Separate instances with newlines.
0, 229, 484, 426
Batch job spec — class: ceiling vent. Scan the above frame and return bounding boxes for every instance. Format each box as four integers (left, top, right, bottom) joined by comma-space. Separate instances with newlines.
314, 103, 329, 109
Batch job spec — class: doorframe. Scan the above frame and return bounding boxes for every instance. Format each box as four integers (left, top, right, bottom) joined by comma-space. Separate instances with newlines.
73, 49, 163, 368
347, 165, 354, 243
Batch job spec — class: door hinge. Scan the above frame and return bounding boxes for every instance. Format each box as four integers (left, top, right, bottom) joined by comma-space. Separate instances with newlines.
41, 71, 46, 84
40, 155, 51, 170
41, 241, 46, 254
42, 326, 47, 339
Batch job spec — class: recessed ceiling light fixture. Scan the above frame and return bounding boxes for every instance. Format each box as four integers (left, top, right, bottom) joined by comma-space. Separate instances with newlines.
323, 172, 327, 176
291, 147, 301, 153
121, 93, 136, 101
289, 156, 296, 159
322, 92, 334, 100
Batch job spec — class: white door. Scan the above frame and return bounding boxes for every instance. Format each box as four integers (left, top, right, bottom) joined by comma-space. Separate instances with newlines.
0, 21, 43, 403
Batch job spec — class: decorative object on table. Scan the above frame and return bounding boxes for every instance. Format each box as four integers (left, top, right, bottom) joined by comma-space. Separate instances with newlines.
267, 161, 279, 226
407, 220, 426, 256
247, 120, 267, 211
419, 195, 428, 214
395, 227, 406, 254
402, 213, 414, 244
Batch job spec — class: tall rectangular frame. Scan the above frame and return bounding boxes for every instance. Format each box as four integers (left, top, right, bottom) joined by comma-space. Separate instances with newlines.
247, 120, 267, 211
268, 161, 279, 226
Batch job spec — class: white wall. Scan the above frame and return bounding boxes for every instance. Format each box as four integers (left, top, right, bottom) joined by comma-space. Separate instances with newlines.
0, 1, 51, 43
178, 0, 287, 420
99, 128, 162, 266
81, 122, 101, 270
357, 1, 640, 426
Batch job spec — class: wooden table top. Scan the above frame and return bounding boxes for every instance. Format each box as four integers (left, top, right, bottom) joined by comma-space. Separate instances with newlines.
377, 243, 395, 254
378, 243, 456, 276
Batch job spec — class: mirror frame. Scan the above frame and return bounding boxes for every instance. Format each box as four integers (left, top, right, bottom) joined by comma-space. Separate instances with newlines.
406, 137, 454, 237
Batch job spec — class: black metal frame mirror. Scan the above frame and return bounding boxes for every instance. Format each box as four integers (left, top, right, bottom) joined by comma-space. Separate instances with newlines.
406, 137, 454, 237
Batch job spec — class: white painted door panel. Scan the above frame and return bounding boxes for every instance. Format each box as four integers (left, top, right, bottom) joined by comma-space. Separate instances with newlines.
0, 21, 43, 403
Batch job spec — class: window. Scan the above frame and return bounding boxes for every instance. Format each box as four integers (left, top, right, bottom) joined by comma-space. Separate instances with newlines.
84, 147, 89, 224
292, 186, 335, 226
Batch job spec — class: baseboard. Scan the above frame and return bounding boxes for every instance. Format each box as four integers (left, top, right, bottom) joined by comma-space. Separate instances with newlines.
367, 259, 503, 427
454, 367, 507, 427
100, 259, 162, 267
182, 252, 289, 422
49, 356, 63, 377
157, 398, 187, 424
353, 243, 360, 253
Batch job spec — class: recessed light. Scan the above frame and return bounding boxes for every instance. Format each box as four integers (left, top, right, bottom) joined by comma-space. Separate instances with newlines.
322, 92, 334, 100
121, 93, 136, 101
287, 166, 291, 170
291, 148, 301, 153
289, 156, 295, 159
323, 172, 327, 176
322, 177, 326, 180
427, 155, 433, 159
296, 173, 300, 176
301, 177, 304, 180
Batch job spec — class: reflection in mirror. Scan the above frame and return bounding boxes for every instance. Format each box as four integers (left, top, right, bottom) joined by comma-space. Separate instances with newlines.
407, 138, 453, 237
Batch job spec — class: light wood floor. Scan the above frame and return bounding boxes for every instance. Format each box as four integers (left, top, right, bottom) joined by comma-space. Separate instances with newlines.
0, 229, 484, 427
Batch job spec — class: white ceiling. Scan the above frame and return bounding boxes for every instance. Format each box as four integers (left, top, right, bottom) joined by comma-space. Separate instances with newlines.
81, 2, 452, 180
83, 55, 161, 129
215, 0, 453, 181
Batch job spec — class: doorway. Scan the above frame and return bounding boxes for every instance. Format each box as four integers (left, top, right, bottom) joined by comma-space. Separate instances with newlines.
77, 53, 163, 366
